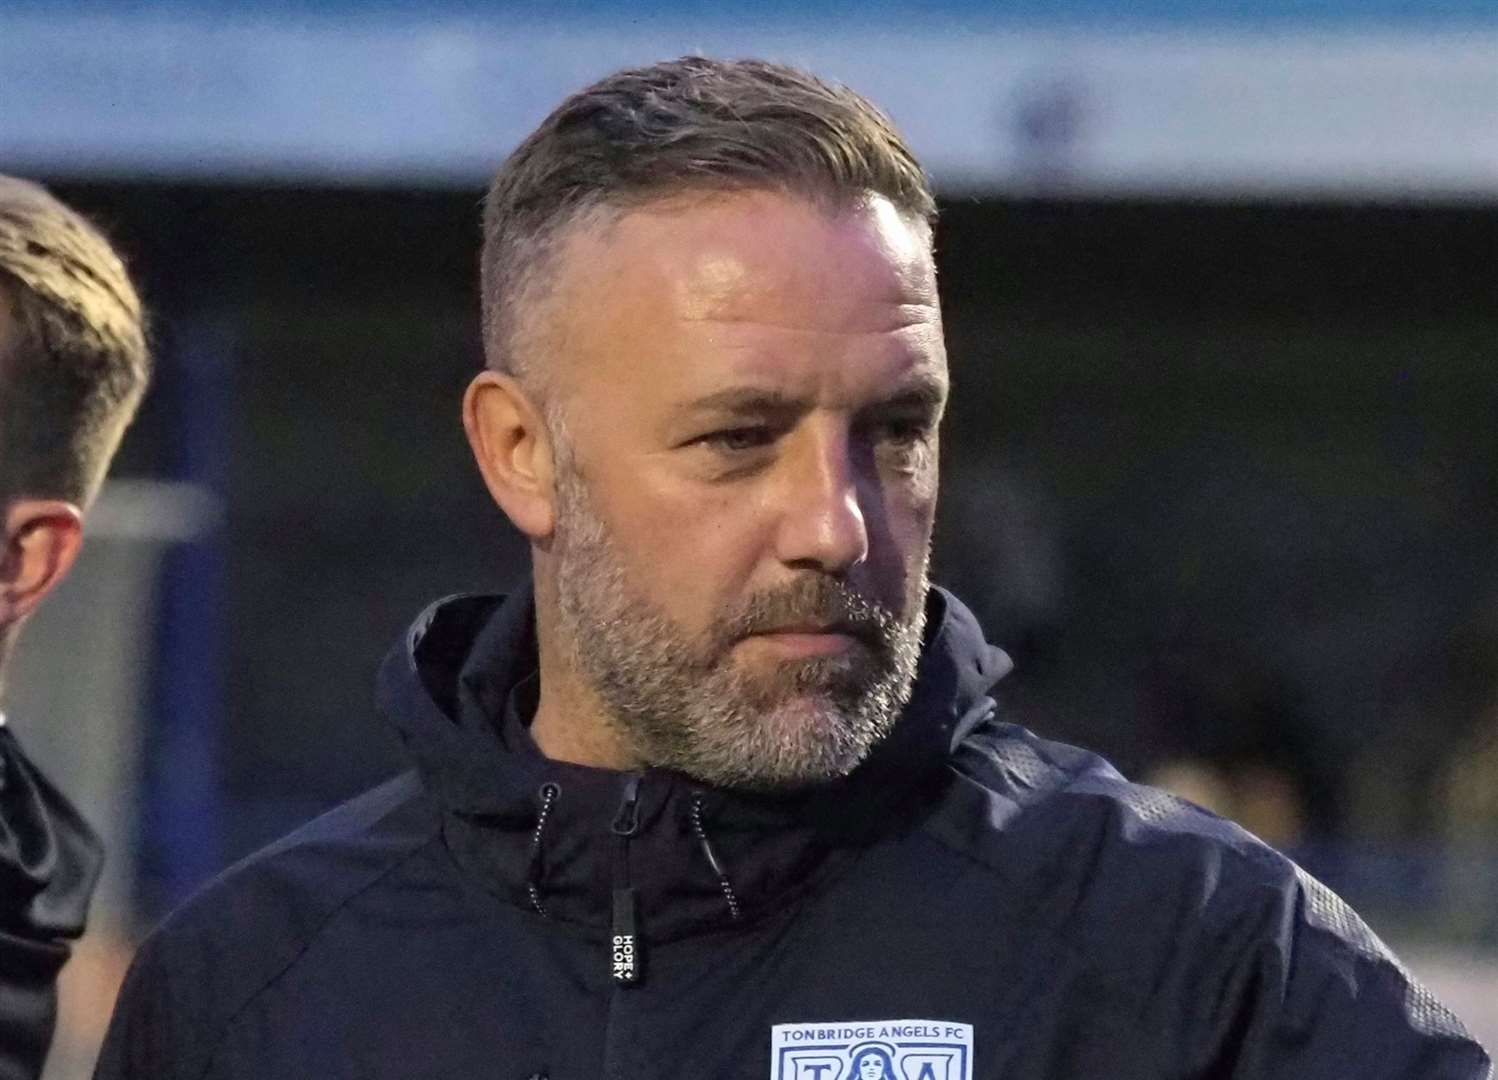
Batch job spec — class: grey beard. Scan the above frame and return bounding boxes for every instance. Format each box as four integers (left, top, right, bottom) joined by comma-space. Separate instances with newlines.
550, 462, 927, 791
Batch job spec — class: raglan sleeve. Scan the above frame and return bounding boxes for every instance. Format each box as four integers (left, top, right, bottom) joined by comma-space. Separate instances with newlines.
93, 847, 292, 1080
0, 728, 102, 1080
1187, 863, 1492, 1080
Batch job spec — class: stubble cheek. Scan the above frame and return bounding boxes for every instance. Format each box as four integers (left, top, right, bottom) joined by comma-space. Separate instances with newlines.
641, 486, 769, 648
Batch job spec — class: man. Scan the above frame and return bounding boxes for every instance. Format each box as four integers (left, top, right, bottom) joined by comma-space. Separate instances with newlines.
0, 176, 151, 1079
96, 58, 1489, 1079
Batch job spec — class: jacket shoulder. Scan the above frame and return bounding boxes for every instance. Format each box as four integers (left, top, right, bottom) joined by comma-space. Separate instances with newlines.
94, 770, 439, 1080
944, 719, 1266, 868
930, 722, 1490, 1076
934, 720, 1286, 943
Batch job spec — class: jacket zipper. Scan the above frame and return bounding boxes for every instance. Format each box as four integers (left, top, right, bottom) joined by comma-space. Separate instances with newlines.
601, 774, 645, 1080
609, 773, 642, 986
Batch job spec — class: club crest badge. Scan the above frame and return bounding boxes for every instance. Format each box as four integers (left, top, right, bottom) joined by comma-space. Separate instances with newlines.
770, 1018, 973, 1080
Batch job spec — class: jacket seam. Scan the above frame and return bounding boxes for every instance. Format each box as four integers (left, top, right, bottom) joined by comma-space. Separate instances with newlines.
917, 764, 1174, 988
190, 825, 443, 1080
1288, 892, 1490, 1063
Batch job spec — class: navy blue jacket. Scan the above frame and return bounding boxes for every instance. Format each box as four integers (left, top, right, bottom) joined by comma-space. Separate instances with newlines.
94, 589, 1490, 1079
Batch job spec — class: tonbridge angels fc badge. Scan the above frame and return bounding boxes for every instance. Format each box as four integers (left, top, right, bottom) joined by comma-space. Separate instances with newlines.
770, 1019, 974, 1080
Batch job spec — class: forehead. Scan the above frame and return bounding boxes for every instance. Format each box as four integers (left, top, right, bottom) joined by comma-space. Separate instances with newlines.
543, 190, 945, 407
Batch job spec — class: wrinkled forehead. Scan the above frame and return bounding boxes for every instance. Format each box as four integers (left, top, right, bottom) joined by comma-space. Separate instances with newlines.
538, 190, 943, 405
669, 196, 936, 326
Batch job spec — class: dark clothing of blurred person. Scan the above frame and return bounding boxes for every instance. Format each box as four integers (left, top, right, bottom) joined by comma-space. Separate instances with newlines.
0, 724, 102, 1080
96, 58, 1490, 1079
0, 177, 151, 1080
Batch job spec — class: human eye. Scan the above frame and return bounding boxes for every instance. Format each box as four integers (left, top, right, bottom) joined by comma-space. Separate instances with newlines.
874, 410, 928, 449
697, 425, 775, 454
685, 424, 779, 481
869, 412, 937, 470
879, 414, 933, 446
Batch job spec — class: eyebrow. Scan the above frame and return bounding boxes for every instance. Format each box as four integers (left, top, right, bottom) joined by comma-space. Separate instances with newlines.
682, 374, 949, 417
872, 375, 948, 413
683, 387, 803, 415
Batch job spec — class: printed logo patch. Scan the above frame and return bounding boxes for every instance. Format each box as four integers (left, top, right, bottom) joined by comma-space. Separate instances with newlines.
771, 1019, 973, 1080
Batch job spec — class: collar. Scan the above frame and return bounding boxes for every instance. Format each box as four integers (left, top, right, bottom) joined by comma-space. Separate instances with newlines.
378, 584, 1009, 946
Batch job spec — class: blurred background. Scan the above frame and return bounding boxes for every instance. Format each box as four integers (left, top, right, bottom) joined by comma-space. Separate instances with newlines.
3, 0, 1497, 1072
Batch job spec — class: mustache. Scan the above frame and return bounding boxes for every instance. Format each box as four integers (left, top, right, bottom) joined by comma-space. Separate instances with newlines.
715, 577, 902, 649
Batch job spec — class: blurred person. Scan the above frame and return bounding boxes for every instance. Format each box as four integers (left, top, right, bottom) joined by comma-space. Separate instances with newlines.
0, 177, 150, 1079
96, 58, 1489, 1079
1146, 757, 1306, 849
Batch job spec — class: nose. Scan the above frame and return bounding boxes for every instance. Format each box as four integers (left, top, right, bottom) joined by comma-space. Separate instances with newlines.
772, 426, 870, 575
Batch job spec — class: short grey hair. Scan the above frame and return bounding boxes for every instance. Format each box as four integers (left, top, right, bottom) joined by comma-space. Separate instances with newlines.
0, 176, 149, 508
480, 56, 936, 383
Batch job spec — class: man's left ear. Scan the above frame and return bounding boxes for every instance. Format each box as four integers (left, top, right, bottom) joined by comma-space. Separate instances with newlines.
0, 499, 84, 626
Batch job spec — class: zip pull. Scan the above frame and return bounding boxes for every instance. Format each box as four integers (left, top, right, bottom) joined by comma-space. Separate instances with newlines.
610, 774, 643, 986
611, 774, 642, 836
611, 885, 639, 985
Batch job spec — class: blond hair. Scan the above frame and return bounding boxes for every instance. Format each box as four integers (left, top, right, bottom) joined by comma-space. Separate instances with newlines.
0, 176, 149, 508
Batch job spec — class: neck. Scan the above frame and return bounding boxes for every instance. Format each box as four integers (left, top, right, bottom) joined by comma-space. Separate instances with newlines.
529, 594, 640, 772
529, 681, 639, 771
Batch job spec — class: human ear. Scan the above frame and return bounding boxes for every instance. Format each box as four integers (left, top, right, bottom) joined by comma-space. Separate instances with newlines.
462, 370, 557, 540
0, 499, 84, 627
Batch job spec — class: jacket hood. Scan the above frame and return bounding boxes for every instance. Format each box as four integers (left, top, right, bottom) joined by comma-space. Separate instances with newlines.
377, 584, 1010, 942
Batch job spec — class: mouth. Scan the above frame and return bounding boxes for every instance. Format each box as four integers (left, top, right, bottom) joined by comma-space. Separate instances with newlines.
741, 622, 870, 658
